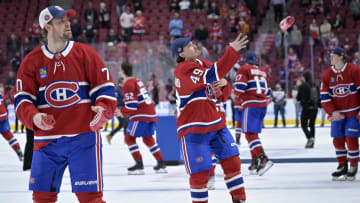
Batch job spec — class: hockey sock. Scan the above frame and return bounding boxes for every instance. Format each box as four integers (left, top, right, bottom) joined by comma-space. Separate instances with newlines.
189, 170, 210, 203
33, 191, 57, 203
235, 121, 242, 138
76, 192, 105, 203
125, 134, 142, 161
346, 136, 359, 167
1, 131, 20, 152
209, 153, 216, 176
220, 156, 246, 201
142, 136, 163, 161
333, 137, 347, 166
245, 132, 263, 158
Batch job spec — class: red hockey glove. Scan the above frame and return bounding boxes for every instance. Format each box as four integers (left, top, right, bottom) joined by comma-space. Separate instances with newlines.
90, 106, 113, 131
33, 113, 55, 130
214, 87, 223, 99
280, 16, 295, 32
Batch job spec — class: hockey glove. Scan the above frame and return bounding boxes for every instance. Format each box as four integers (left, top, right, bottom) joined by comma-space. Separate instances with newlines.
33, 113, 55, 130
90, 106, 113, 131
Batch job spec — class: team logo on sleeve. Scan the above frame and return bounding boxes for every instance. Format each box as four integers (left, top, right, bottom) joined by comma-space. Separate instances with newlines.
44, 81, 81, 108
333, 84, 350, 97
39, 67, 48, 79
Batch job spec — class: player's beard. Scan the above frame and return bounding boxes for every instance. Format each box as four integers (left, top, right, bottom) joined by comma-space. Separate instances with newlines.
63, 30, 73, 40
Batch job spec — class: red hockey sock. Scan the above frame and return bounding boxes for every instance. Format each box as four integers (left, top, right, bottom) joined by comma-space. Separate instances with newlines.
333, 137, 347, 166
245, 132, 263, 158
143, 136, 163, 160
189, 170, 210, 203
1, 131, 20, 152
125, 134, 142, 161
220, 156, 246, 201
345, 136, 359, 167
209, 153, 216, 176
235, 121, 242, 138
76, 192, 105, 203
33, 191, 57, 203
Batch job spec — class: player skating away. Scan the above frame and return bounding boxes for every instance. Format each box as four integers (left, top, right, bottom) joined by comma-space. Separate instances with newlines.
172, 34, 248, 203
14, 6, 116, 203
118, 61, 167, 175
233, 51, 274, 176
0, 86, 23, 161
320, 47, 360, 181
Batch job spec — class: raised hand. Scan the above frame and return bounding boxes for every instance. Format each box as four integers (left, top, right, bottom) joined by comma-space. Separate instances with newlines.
229, 34, 248, 52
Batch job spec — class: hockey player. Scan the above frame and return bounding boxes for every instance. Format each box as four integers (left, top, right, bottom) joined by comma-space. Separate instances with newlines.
320, 47, 360, 181
118, 61, 167, 175
171, 34, 248, 203
14, 6, 116, 203
0, 86, 23, 161
233, 51, 274, 176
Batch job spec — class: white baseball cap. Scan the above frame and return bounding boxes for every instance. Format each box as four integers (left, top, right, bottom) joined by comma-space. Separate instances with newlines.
39, 5, 76, 29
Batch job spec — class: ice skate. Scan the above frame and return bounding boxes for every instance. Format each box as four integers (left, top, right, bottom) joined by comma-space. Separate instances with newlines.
346, 166, 357, 181
207, 174, 215, 190
153, 159, 167, 173
257, 153, 274, 176
248, 157, 258, 175
128, 160, 144, 175
305, 138, 314, 149
332, 164, 347, 181
15, 148, 24, 162
236, 136, 241, 146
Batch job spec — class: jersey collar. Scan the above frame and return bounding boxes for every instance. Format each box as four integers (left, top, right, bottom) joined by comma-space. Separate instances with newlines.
41, 40, 74, 59
331, 63, 347, 73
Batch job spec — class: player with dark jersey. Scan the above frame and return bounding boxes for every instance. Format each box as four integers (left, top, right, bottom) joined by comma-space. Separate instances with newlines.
172, 34, 248, 203
320, 47, 360, 181
14, 6, 116, 203
233, 51, 274, 176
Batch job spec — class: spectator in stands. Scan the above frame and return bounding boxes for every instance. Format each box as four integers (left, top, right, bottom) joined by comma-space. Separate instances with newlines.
29, 20, 42, 47
148, 74, 159, 105
203, 0, 210, 10
261, 49, 270, 65
309, 19, 321, 47
275, 29, 289, 59
305, 1, 318, 15
219, 2, 229, 17
192, 0, 203, 12
106, 29, 119, 46
9, 51, 21, 73
194, 23, 209, 46
343, 37, 356, 54
350, 0, 360, 21
169, 0, 180, 12
84, 1, 97, 25
120, 6, 135, 41
6, 33, 20, 59
237, 17, 250, 37
272, 83, 287, 128
99, 2, 110, 29
320, 18, 332, 50
22, 37, 33, 56
292, 79, 303, 128
331, 14, 344, 31
228, 10, 237, 33
117, 0, 127, 15
271, 0, 286, 22
119, 28, 130, 43
237, 2, 250, 20
229, 3, 237, 13
71, 18, 82, 42
168, 12, 183, 40
209, 20, 222, 55
184, 28, 192, 37
207, 2, 220, 19
197, 41, 209, 59
133, 10, 145, 40
352, 51, 360, 65
179, 0, 191, 12
290, 24, 303, 59
84, 18, 97, 45
245, 0, 258, 17
288, 47, 298, 68
5, 71, 15, 93
133, 0, 143, 12
326, 32, 339, 52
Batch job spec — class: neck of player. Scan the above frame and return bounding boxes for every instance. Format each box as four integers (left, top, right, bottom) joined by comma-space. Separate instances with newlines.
47, 37, 68, 53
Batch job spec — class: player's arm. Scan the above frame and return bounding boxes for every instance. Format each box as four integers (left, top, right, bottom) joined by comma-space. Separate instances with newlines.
233, 67, 248, 97
320, 74, 336, 116
213, 79, 232, 102
120, 81, 138, 116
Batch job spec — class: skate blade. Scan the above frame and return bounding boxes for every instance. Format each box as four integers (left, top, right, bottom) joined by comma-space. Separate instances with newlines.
258, 161, 274, 176
332, 175, 347, 181
346, 176, 356, 181
249, 169, 258, 175
128, 170, 145, 175
154, 168, 168, 173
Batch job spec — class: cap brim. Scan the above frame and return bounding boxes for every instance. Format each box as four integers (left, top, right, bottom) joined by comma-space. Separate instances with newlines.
53, 9, 76, 19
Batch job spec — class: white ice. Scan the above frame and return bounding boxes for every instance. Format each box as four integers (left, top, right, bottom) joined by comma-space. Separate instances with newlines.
0, 127, 359, 203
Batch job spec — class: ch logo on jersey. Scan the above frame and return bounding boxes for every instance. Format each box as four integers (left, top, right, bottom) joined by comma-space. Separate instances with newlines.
44, 81, 81, 109
205, 85, 215, 100
333, 84, 350, 97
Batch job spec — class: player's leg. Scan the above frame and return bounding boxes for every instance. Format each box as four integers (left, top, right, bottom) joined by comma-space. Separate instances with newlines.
180, 133, 213, 203
124, 121, 144, 174
344, 117, 360, 181
207, 153, 217, 190
307, 108, 318, 148
212, 127, 246, 202
274, 105, 279, 127
67, 131, 106, 202
142, 122, 167, 173
0, 119, 23, 161
106, 116, 123, 144
331, 119, 347, 180
234, 109, 242, 146
280, 106, 286, 127
33, 191, 57, 203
